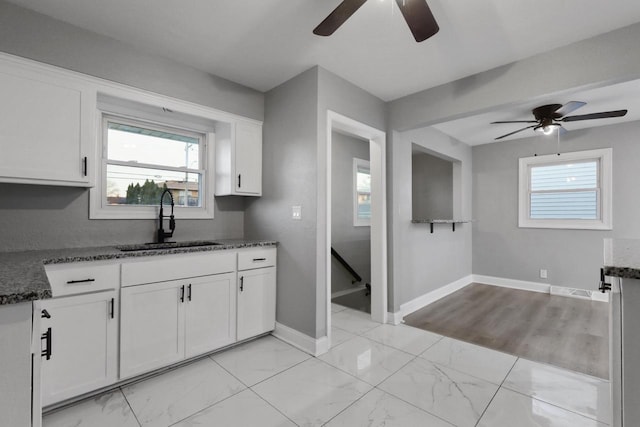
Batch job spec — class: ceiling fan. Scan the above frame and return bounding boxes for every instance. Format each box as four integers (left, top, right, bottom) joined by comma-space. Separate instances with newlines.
491, 102, 628, 140
313, 0, 439, 42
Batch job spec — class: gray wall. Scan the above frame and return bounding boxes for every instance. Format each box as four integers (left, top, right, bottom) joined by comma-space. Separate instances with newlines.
0, 184, 244, 251
0, 1, 263, 251
331, 131, 371, 295
473, 121, 640, 291
244, 68, 320, 338
245, 67, 386, 339
316, 68, 386, 335
390, 127, 472, 311
0, 303, 32, 427
412, 151, 454, 220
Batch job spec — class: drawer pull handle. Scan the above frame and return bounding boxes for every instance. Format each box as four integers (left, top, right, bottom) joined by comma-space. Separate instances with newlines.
41, 327, 52, 360
253, 258, 267, 262
66, 278, 95, 284
41, 309, 51, 319
240, 276, 244, 292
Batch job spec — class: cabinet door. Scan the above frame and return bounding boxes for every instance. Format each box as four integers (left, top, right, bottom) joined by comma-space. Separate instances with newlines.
40, 290, 117, 407
0, 58, 94, 186
185, 273, 236, 358
234, 121, 262, 195
120, 281, 185, 379
237, 267, 276, 341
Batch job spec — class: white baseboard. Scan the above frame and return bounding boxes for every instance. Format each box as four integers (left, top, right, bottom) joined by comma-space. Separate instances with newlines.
398, 275, 473, 320
472, 274, 549, 293
272, 322, 329, 356
331, 285, 366, 298
473, 275, 609, 302
387, 311, 403, 325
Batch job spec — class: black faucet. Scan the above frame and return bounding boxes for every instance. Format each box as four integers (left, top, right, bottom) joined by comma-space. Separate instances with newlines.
158, 189, 175, 243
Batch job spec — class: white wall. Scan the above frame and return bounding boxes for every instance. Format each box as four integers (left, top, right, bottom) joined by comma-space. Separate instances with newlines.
331, 131, 371, 295
473, 121, 640, 290
389, 127, 472, 312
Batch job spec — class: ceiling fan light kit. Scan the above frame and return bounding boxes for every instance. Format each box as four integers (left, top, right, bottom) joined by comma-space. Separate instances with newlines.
491, 102, 628, 140
313, 0, 439, 42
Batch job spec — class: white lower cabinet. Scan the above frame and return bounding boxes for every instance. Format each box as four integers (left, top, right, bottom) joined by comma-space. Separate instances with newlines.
120, 272, 236, 379
237, 266, 276, 341
39, 290, 118, 407
185, 273, 236, 358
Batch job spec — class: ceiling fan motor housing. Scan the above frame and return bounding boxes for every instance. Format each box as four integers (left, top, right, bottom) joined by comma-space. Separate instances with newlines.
532, 104, 564, 120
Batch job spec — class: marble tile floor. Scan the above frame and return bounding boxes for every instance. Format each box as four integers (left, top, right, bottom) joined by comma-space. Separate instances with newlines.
43, 306, 611, 427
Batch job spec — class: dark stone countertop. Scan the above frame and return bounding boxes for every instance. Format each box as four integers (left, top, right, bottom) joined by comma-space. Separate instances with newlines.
0, 240, 277, 306
604, 238, 640, 279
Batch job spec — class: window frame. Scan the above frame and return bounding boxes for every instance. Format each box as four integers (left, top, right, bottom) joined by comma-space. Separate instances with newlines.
353, 157, 371, 227
518, 148, 612, 230
90, 112, 215, 220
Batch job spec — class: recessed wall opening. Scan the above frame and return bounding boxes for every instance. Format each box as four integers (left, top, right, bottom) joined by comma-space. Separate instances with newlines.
411, 144, 462, 221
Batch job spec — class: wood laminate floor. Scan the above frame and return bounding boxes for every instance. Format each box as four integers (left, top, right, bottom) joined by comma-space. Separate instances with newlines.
404, 283, 609, 379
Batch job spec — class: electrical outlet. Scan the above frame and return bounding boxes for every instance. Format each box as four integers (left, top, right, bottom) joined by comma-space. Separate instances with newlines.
292, 205, 302, 220
540, 269, 548, 279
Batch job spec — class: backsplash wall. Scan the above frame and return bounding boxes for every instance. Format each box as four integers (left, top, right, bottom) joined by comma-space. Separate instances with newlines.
0, 184, 245, 252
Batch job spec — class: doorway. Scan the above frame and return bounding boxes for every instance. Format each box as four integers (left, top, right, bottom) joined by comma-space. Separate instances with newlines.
330, 132, 372, 314
324, 111, 387, 349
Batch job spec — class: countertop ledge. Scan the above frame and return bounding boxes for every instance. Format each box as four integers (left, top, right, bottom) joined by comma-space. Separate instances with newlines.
0, 240, 277, 306
604, 239, 640, 279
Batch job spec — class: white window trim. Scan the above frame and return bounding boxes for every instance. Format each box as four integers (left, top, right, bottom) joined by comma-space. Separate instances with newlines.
353, 157, 371, 227
90, 112, 215, 220
518, 148, 612, 230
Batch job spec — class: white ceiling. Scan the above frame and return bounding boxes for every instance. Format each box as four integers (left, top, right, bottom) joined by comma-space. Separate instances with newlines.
7, 0, 640, 101
433, 79, 640, 145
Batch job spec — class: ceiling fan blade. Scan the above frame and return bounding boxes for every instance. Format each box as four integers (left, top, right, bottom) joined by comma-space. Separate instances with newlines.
495, 125, 537, 140
554, 101, 586, 118
491, 120, 538, 124
395, 0, 439, 42
313, 0, 368, 36
561, 109, 628, 122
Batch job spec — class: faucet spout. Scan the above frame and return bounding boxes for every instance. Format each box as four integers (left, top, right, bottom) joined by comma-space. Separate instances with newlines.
158, 189, 175, 243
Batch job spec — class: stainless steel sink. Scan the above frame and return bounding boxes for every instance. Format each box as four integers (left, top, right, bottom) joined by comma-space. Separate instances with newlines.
116, 240, 224, 252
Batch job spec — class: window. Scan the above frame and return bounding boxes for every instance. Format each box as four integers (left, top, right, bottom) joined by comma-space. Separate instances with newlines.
91, 113, 214, 219
518, 148, 612, 229
353, 158, 371, 226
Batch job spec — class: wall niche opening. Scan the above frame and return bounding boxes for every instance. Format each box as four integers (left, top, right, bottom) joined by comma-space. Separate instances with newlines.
411, 144, 462, 221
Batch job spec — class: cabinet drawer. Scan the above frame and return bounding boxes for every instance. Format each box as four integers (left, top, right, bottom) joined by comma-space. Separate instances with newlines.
238, 248, 276, 271
121, 251, 236, 287
45, 263, 120, 297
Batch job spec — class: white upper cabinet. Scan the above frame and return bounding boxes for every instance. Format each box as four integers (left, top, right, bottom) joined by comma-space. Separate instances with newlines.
215, 120, 262, 196
0, 54, 95, 187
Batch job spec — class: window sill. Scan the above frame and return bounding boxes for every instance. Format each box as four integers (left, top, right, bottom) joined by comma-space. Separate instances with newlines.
518, 219, 612, 230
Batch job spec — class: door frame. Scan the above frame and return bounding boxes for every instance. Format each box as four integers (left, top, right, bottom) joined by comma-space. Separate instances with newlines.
323, 111, 387, 348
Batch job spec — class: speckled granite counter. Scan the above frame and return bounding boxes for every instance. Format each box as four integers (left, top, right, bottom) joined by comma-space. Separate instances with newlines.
0, 240, 277, 305
604, 238, 640, 279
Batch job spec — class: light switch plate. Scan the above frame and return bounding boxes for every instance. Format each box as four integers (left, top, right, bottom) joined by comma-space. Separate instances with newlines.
292, 205, 302, 220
